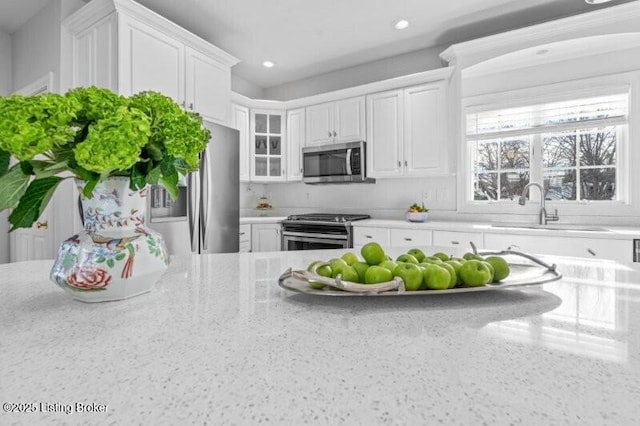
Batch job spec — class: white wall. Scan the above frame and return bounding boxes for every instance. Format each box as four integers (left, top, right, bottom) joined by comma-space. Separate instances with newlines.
231, 74, 265, 99
0, 30, 11, 95
263, 45, 445, 101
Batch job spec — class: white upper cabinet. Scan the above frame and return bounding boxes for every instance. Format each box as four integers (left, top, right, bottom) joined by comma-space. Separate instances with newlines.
65, 0, 238, 125
366, 79, 449, 178
366, 90, 403, 178
251, 110, 286, 181
231, 104, 250, 182
286, 108, 305, 181
306, 96, 365, 145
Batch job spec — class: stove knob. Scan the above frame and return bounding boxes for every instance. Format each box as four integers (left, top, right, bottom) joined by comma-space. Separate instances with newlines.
334, 216, 340, 222
341, 217, 346, 222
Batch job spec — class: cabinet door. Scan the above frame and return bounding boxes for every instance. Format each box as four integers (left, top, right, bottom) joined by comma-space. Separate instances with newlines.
251, 224, 281, 252
353, 226, 390, 248
390, 228, 432, 248
185, 47, 230, 124
286, 108, 305, 181
232, 104, 250, 182
251, 110, 285, 181
334, 96, 365, 142
306, 102, 334, 146
72, 13, 118, 90
119, 16, 184, 102
432, 230, 483, 252
404, 83, 447, 176
239, 224, 252, 252
366, 90, 403, 178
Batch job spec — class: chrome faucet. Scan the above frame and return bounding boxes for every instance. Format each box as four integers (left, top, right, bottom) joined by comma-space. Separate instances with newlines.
518, 183, 559, 225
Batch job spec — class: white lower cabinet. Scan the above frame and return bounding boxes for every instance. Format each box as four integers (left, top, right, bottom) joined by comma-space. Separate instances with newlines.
251, 224, 281, 252
390, 228, 432, 248
239, 224, 251, 253
353, 227, 390, 248
484, 233, 632, 263
433, 230, 483, 252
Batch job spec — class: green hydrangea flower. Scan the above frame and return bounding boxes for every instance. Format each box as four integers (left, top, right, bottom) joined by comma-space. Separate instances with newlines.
73, 107, 151, 173
66, 86, 127, 123
0, 93, 79, 160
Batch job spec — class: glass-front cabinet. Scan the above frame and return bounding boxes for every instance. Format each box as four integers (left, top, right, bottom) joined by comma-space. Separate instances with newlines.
251, 110, 286, 181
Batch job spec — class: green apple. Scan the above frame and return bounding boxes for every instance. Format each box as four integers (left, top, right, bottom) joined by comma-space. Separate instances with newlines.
364, 265, 393, 284
393, 263, 423, 291
379, 260, 398, 273
437, 262, 457, 289
311, 263, 333, 290
338, 265, 360, 283
422, 264, 451, 290
329, 258, 349, 278
422, 256, 443, 264
485, 256, 510, 282
451, 257, 467, 264
459, 259, 492, 287
396, 253, 419, 264
341, 252, 360, 266
361, 242, 386, 265
352, 261, 370, 283
444, 260, 464, 286
307, 261, 326, 289
482, 261, 495, 283
432, 252, 451, 262
407, 248, 426, 263
463, 252, 484, 261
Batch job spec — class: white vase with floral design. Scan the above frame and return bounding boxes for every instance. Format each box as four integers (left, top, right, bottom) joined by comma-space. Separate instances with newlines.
50, 177, 169, 302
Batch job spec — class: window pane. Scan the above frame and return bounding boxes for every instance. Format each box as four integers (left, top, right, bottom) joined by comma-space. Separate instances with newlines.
474, 173, 497, 200
269, 115, 281, 134
580, 168, 615, 200
255, 135, 267, 155
255, 114, 267, 133
269, 157, 281, 176
544, 169, 576, 201
579, 127, 616, 166
543, 132, 576, 168
474, 141, 498, 171
500, 138, 529, 169
255, 157, 267, 176
500, 172, 529, 200
269, 136, 281, 155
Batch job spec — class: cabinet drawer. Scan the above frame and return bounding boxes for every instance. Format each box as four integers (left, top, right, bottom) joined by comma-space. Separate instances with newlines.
390, 228, 432, 247
353, 227, 390, 247
433, 230, 483, 250
484, 233, 632, 263
239, 224, 251, 243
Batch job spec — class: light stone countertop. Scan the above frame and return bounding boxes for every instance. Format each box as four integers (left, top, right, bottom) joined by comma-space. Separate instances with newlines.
353, 219, 640, 240
2, 249, 640, 425
240, 216, 287, 225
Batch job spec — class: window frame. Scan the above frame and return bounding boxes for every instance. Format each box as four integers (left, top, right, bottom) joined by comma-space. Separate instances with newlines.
458, 71, 640, 217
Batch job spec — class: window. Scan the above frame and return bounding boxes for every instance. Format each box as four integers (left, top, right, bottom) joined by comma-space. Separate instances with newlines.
466, 93, 628, 203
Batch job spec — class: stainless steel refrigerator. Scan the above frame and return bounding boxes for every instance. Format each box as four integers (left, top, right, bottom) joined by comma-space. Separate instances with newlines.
148, 121, 239, 254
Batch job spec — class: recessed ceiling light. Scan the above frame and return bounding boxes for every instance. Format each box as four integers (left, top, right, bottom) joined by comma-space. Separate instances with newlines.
585, 0, 614, 4
262, 61, 275, 68
394, 19, 409, 30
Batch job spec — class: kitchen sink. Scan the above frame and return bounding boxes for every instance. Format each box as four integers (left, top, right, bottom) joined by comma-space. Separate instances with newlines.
491, 223, 609, 232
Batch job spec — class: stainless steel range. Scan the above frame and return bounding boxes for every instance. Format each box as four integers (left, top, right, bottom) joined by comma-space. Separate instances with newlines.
281, 213, 371, 251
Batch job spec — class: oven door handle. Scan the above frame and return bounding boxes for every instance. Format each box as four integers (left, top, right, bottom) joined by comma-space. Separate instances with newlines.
346, 148, 353, 175
281, 231, 348, 240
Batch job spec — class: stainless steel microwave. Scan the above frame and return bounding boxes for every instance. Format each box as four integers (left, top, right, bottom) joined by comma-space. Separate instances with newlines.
302, 141, 375, 184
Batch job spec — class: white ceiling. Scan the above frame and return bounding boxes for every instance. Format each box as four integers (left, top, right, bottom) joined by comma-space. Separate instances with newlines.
1, 0, 636, 88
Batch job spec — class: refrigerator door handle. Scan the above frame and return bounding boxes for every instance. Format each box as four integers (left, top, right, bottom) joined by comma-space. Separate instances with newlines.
187, 171, 199, 252
200, 149, 211, 251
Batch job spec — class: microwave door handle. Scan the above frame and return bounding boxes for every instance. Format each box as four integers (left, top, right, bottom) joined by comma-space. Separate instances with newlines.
346, 148, 353, 175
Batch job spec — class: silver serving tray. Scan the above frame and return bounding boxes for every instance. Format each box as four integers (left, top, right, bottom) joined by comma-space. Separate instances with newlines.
278, 250, 562, 297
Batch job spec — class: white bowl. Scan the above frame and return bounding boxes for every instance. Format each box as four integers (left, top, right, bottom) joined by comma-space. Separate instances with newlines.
405, 212, 428, 222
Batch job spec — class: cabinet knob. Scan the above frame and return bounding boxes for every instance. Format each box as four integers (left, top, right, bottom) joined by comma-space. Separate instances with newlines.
397, 161, 401, 167
300, 168, 303, 173
587, 248, 596, 256
189, 103, 194, 110
328, 131, 332, 137
404, 160, 408, 167
365, 235, 372, 239
404, 237, 412, 241
451, 241, 459, 245
282, 169, 285, 175
333, 130, 337, 137
36, 221, 48, 229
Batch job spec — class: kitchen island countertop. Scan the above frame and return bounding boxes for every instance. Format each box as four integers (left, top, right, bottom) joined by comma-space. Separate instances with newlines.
2, 249, 640, 425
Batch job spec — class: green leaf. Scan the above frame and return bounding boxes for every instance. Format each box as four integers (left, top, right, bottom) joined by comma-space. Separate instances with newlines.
0, 165, 31, 211
82, 178, 98, 198
19, 161, 34, 175
145, 166, 161, 185
30, 160, 69, 179
159, 172, 179, 201
130, 167, 146, 191
107, 258, 115, 268
115, 252, 126, 261
147, 140, 164, 161
8, 176, 63, 230
0, 149, 9, 178
96, 257, 106, 263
